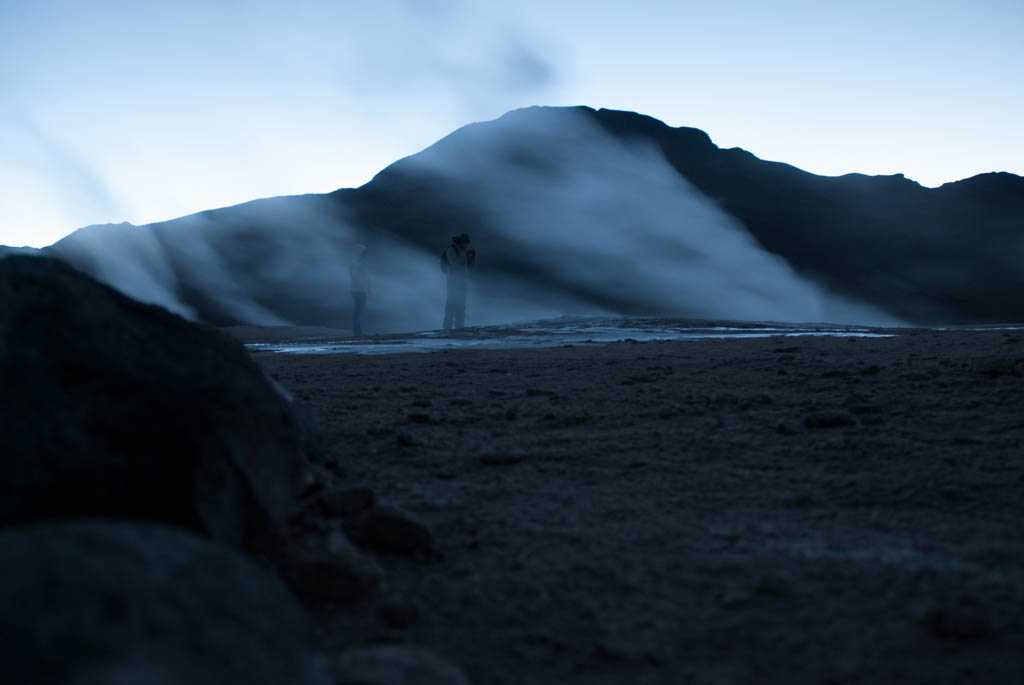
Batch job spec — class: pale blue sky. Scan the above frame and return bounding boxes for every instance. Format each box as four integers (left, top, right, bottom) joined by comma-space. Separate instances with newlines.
2, 0, 1021, 247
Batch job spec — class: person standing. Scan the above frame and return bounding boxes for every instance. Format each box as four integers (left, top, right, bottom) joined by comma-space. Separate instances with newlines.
441, 233, 475, 329
349, 244, 370, 336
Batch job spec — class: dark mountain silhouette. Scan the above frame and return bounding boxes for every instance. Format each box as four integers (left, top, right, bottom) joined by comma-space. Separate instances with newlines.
34, 106, 1024, 327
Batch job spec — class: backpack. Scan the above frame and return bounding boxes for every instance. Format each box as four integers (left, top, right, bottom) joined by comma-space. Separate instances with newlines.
440, 244, 459, 274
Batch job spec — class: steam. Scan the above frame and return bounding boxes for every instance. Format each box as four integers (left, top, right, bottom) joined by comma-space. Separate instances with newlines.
43, 108, 903, 332
47, 200, 453, 331
48, 223, 195, 319
407, 108, 903, 326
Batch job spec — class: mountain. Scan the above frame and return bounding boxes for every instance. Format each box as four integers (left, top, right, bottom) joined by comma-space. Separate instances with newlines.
33, 106, 1024, 329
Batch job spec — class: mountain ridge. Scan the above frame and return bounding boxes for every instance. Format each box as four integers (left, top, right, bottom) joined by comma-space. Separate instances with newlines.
18, 105, 1024, 328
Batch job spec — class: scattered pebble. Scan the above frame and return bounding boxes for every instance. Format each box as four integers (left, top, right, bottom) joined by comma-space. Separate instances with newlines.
922, 598, 993, 641
479, 450, 526, 466
332, 645, 468, 685
777, 421, 798, 435
378, 597, 424, 629
281, 532, 382, 601
318, 486, 377, 519
804, 412, 855, 429
353, 506, 438, 558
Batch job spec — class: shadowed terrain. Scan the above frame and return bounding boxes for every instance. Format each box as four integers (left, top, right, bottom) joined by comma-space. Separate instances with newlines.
249, 325, 1024, 684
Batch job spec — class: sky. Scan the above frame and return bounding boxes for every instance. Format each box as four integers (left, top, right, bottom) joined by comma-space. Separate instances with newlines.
2, 0, 1022, 248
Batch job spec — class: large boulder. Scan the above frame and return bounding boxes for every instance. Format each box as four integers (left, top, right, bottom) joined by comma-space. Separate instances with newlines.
0, 255, 317, 546
0, 521, 329, 685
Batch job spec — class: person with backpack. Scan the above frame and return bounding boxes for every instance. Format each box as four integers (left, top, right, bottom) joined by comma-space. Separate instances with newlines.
349, 244, 370, 336
440, 233, 475, 329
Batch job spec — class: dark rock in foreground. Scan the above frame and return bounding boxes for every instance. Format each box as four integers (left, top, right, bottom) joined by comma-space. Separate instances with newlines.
0, 522, 329, 685
0, 255, 318, 546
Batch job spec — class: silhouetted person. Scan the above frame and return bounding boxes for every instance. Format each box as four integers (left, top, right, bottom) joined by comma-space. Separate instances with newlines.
441, 233, 475, 329
349, 244, 369, 336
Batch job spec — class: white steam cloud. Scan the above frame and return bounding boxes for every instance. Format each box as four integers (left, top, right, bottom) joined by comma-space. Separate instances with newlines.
407, 108, 902, 326
44, 108, 902, 331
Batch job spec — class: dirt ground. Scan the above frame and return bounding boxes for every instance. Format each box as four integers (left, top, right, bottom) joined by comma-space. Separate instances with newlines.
244, 328, 1024, 684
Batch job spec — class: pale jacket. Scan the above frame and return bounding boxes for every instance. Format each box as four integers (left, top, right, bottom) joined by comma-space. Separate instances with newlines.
349, 260, 370, 294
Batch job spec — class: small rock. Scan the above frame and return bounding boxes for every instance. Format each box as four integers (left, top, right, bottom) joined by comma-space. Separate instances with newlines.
978, 357, 1024, 378
859, 364, 882, 376
922, 598, 992, 641
332, 645, 467, 685
319, 487, 377, 519
804, 412, 855, 429
753, 576, 793, 599
407, 413, 431, 424
592, 641, 658, 666
479, 450, 526, 466
777, 421, 798, 435
353, 507, 437, 558
282, 532, 382, 601
782, 493, 813, 508
300, 471, 326, 498
396, 433, 417, 448
378, 597, 424, 629
503, 408, 517, 421
721, 588, 751, 608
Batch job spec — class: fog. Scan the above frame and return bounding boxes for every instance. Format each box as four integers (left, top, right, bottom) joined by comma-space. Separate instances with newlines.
47, 223, 196, 319
402, 108, 903, 327
43, 108, 904, 332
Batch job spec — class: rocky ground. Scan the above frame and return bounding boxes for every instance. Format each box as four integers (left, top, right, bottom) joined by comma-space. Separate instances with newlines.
245, 327, 1024, 685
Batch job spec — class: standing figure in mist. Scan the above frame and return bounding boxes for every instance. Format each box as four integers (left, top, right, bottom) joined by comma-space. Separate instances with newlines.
441, 233, 476, 329
349, 244, 370, 336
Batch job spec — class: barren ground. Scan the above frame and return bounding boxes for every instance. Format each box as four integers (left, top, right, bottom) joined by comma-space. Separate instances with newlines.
241, 327, 1024, 684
